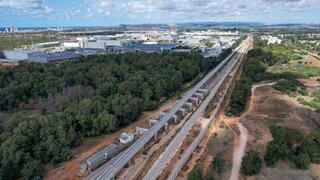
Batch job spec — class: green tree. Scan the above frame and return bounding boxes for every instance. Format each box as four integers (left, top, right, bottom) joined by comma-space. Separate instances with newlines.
292, 153, 310, 170
264, 125, 304, 166
20, 159, 43, 180
212, 155, 224, 174
91, 113, 117, 135
300, 133, 320, 164
241, 150, 262, 176
0, 51, 227, 180
188, 167, 204, 180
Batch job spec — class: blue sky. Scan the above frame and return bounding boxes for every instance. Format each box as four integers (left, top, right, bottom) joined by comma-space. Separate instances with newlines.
0, 0, 320, 27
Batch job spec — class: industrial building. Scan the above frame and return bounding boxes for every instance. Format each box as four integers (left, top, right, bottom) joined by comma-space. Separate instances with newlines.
79, 49, 105, 56
29, 52, 82, 63
203, 47, 222, 58
32, 41, 61, 49
63, 40, 81, 49
0, 51, 4, 59
124, 43, 176, 53
2, 50, 45, 61
85, 144, 118, 171
83, 40, 107, 50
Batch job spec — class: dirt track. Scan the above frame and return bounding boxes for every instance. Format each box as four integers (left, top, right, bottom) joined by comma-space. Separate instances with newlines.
182, 81, 320, 180
230, 123, 248, 180
228, 82, 276, 180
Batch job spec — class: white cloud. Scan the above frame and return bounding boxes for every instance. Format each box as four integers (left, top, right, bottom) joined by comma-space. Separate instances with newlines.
1, 0, 319, 24
95, 0, 261, 21
263, 0, 320, 11
96, 0, 320, 20
0, 0, 53, 15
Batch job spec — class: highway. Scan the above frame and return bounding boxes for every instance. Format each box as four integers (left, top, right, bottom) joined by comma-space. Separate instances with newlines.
85, 39, 248, 180
143, 39, 250, 180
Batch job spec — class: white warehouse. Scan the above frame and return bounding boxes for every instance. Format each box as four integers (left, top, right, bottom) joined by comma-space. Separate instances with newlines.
63, 40, 81, 49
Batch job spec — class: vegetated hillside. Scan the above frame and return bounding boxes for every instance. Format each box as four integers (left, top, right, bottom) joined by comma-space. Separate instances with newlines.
223, 36, 320, 179
225, 37, 320, 116
0, 51, 228, 179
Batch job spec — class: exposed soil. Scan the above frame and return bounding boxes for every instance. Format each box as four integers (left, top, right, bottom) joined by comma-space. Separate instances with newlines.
160, 123, 201, 180
304, 55, 320, 68
177, 122, 235, 180
230, 123, 248, 180
184, 81, 320, 180
44, 99, 177, 180
239, 84, 320, 180
310, 164, 320, 180
176, 121, 220, 180
298, 78, 320, 88
254, 168, 313, 180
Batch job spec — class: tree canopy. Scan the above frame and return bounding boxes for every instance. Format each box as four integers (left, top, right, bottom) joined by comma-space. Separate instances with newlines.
0, 52, 221, 179
241, 150, 262, 176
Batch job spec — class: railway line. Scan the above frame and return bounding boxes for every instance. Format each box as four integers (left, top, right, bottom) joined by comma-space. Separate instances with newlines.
85, 37, 251, 180
143, 38, 251, 180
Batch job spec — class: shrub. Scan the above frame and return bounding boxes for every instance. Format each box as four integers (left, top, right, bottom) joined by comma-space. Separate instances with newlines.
188, 167, 204, 180
264, 141, 287, 166
241, 150, 262, 176
300, 133, 320, 164
212, 155, 225, 174
273, 79, 305, 94
292, 153, 310, 169
264, 125, 303, 166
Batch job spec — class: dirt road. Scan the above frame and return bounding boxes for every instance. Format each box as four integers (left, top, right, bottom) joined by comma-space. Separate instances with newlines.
230, 123, 248, 180
228, 82, 276, 180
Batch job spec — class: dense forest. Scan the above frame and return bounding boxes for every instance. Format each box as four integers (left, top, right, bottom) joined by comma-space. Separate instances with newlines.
0, 51, 226, 179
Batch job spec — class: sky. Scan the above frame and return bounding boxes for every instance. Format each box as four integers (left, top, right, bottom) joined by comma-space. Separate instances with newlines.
0, 0, 320, 27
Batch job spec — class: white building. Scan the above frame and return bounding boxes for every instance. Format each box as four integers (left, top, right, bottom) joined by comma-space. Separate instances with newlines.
261, 35, 282, 45
63, 40, 81, 49
205, 46, 222, 58
32, 41, 61, 49
119, 132, 134, 145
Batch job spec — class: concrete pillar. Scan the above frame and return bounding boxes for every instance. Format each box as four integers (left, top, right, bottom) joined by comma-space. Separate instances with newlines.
172, 115, 178, 123
179, 108, 186, 117
136, 127, 148, 136
190, 97, 199, 105
194, 93, 204, 100
165, 123, 169, 131
149, 119, 159, 128
154, 132, 158, 140
198, 89, 208, 95
185, 103, 193, 112
160, 112, 166, 118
